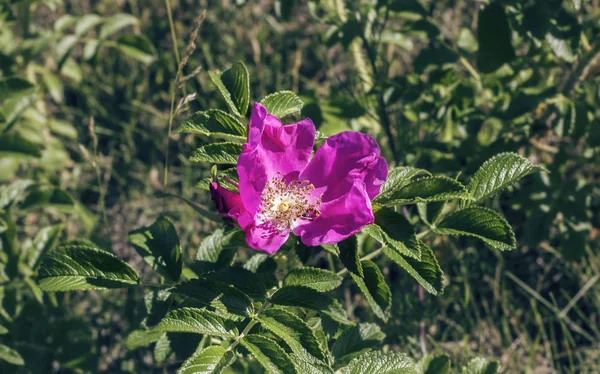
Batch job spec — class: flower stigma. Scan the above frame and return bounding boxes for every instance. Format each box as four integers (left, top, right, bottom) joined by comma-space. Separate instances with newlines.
258, 172, 322, 231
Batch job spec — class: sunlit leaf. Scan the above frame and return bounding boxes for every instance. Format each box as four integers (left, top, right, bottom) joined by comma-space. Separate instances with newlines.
209, 61, 250, 117
37, 244, 140, 291
155, 307, 238, 338
435, 206, 516, 251
260, 91, 304, 118
189, 142, 242, 164
283, 267, 342, 292
240, 334, 297, 374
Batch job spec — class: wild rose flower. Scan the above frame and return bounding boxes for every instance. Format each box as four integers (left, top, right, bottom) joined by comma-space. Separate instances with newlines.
211, 103, 388, 254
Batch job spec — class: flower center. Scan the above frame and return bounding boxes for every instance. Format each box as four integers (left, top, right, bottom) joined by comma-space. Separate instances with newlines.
258, 173, 321, 231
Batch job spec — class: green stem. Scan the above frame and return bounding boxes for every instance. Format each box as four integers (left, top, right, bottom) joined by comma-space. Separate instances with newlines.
227, 300, 271, 353
162, 0, 183, 192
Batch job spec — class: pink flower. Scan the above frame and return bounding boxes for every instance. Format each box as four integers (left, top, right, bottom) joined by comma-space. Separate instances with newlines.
211, 103, 388, 254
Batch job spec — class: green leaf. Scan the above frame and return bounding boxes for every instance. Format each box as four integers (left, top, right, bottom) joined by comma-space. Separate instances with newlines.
340, 351, 416, 374
338, 236, 363, 277
260, 91, 304, 118
477, 2, 515, 73
0, 344, 24, 366
209, 61, 250, 117
116, 34, 156, 64
155, 307, 238, 338
0, 133, 42, 158
0, 180, 35, 209
419, 354, 450, 374
193, 228, 244, 273
189, 142, 242, 164
178, 109, 247, 139
37, 244, 140, 291
56, 35, 79, 70
374, 176, 471, 206
27, 224, 64, 270
258, 308, 325, 362
461, 357, 500, 374
125, 329, 165, 350
331, 323, 385, 363
0, 76, 35, 101
196, 168, 239, 192
350, 261, 391, 321
384, 242, 444, 295
129, 215, 182, 282
75, 14, 103, 36
290, 354, 335, 374
210, 266, 267, 299
467, 152, 545, 203
172, 278, 253, 316
144, 289, 173, 327
364, 208, 420, 259
270, 286, 351, 324
434, 206, 516, 251
18, 185, 75, 212
283, 267, 342, 292
99, 13, 139, 39
178, 345, 234, 374
240, 334, 297, 374
0, 325, 7, 334
379, 167, 431, 196
41, 70, 64, 103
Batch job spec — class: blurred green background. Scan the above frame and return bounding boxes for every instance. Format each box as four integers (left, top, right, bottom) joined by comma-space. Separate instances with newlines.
0, 0, 599, 372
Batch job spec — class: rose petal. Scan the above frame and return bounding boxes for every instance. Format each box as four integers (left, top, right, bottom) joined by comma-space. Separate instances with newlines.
300, 131, 388, 202
245, 222, 290, 255
210, 182, 243, 220
293, 179, 374, 246
238, 103, 316, 214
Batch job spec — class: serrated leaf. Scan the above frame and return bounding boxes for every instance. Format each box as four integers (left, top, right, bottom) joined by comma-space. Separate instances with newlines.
172, 278, 253, 316
99, 13, 139, 39
117, 33, 156, 64
364, 207, 420, 259
189, 142, 242, 164
461, 357, 500, 374
144, 289, 173, 327
129, 215, 182, 282
240, 334, 297, 374
258, 308, 325, 361
340, 351, 416, 374
290, 354, 335, 374
270, 286, 351, 324
350, 261, 391, 321
155, 307, 238, 338
283, 268, 342, 292
210, 266, 267, 299
193, 228, 244, 274
0, 76, 35, 101
178, 345, 234, 374
467, 152, 545, 203
331, 323, 385, 363
379, 166, 431, 196
27, 224, 63, 270
153, 332, 172, 363
0, 344, 24, 366
209, 61, 250, 117
37, 244, 140, 291
260, 91, 304, 118
338, 236, 363, 277
196, 168, 239, 192
178, 109, 247, 139
384, 242, 444, 295
477, 2, 515, 73
435, 206, 516, 251
0, 133, 41, 158
375, 176, 471, 206
125, 329, 165, 350
419, 354, 450, 374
